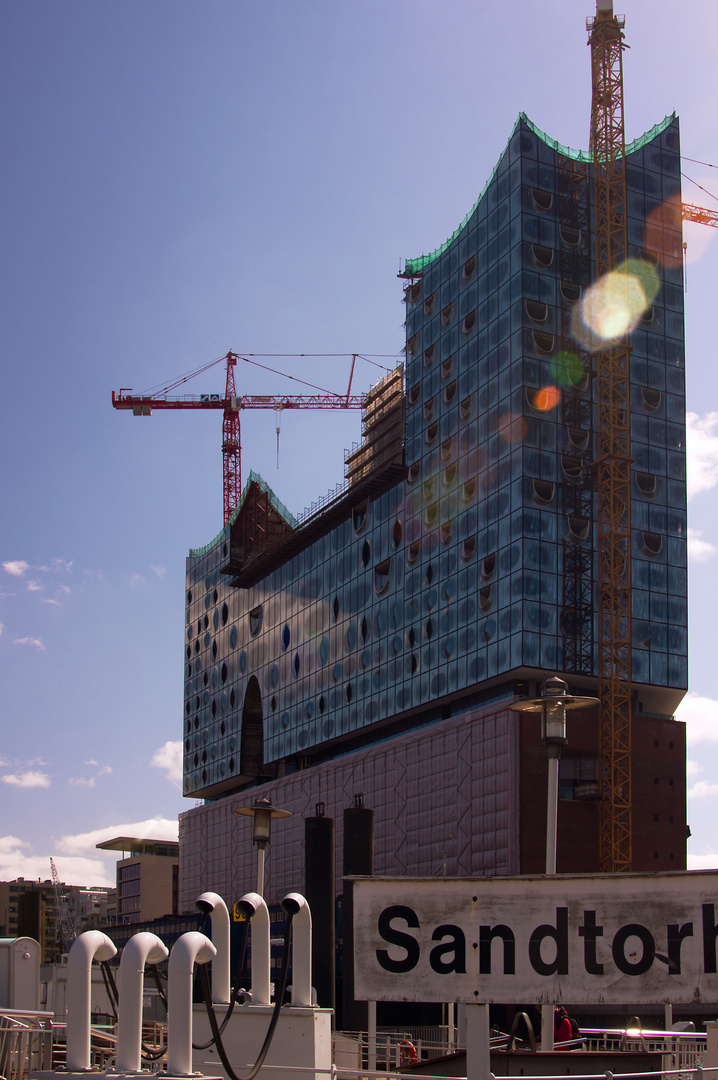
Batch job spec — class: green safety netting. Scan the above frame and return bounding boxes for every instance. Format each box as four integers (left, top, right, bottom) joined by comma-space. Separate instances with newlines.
402, 111, 676, 277
188, 470, 298, 558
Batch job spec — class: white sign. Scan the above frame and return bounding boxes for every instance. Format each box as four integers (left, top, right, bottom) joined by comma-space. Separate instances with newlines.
351, 872, 718, 1005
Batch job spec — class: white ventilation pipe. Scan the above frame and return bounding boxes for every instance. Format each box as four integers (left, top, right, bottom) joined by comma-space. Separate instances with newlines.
281, 893, 312, 1007
236, 892, 270, 1006
116, 932, 169, 1073
195, 890, 231, 1004
167, 931, 217, 1077
66, 930, 117, 1071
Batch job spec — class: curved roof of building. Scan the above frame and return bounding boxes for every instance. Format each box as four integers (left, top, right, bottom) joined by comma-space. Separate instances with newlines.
403, 111, 676, 277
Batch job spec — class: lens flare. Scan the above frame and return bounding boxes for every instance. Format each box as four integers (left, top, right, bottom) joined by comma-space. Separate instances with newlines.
529, 386, 561, 413
498, 412, 527, 443
644, 194, 683, 268
550, 351, 585, 388
580, 259, 658, 342
623, 257, 660, 306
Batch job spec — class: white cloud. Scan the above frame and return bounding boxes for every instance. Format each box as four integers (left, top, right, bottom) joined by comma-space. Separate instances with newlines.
2, 770, 51, 789
687, 851, 718, 871
688, 779, 718, 799
150, 741, 183, 787
26, 580, 42, 592
0, 835, 29, 855
12, 637, 45, 651
688, 527, 717, 562
3, 560, 28, 577
41, 582, 71, 607
45, 559, 72, 574
686, 759, 702, 777
0, 622, 3, 636
58, 816, 179, 856
674, 693, 718, 745
0, 836, 114, 887
686, 411, 718, 500
68, 763, 112, 788
44, 856, 114, 887
150, 565, 167, 578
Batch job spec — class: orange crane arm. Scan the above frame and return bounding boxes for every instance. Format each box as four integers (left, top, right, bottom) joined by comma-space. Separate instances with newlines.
682, 202, 718, 228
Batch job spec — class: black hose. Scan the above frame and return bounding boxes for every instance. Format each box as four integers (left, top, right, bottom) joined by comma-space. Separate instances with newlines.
148, 962, 168, 1010
197, 912, 295, 1080
192, 909, 250, 1050
192, 982, 250, 1050
141, 1040, 168, 1062
100, 960, 119, 1018
102, 957, 169, 1061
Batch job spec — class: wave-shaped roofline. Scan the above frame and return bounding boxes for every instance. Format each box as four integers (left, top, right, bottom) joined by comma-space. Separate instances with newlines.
188, 469, 298, 559
403, 111, 676, 277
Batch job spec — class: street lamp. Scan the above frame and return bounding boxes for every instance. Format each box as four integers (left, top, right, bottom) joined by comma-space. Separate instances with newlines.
509, 675, 599, 1049
234, 797, 291, 898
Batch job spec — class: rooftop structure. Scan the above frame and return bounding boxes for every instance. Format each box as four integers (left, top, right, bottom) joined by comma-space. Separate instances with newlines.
97, 836, 178, 925
96, 837, 179, 858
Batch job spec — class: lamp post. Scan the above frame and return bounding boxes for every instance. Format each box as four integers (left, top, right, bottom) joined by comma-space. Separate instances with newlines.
234, 797, 291, 898
509, 676, 598, 1049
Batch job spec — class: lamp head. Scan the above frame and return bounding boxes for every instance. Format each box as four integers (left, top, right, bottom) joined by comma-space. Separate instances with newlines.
543, 675, 569, 698
234, 797, 292, 847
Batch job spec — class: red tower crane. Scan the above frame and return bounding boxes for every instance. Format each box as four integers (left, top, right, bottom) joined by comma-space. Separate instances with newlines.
112, 351, 366, 525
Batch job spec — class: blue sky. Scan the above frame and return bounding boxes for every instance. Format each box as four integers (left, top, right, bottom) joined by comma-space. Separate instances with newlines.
1, 0, 717, 887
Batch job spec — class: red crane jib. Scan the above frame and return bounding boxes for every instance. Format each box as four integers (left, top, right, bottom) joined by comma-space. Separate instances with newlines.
111, 353, 367, 524
111, 391, 365, 410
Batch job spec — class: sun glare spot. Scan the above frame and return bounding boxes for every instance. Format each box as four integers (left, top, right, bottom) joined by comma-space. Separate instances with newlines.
498, 412, 527, 443
580, 260, 657, 341
644, 194, 684, 268
530, 386, 561, 413
550, 351, 584, 387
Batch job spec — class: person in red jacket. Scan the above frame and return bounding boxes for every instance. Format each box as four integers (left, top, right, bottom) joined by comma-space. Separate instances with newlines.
554, 1006, 573, 1046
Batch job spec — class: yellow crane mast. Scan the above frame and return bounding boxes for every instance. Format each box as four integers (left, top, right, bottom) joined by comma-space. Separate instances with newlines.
587, 0, 633, 873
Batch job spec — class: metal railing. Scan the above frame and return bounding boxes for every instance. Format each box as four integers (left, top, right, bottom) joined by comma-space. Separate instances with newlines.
0, 1009, 53, 1080
0, 1010, 170, 1079
580, 1028, 708, 1080
336, 1025, 713, 1079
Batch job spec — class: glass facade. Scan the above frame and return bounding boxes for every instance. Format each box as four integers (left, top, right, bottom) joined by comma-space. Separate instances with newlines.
184, 114, 686, 801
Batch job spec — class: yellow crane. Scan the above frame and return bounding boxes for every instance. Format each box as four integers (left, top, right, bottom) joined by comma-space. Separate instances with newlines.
587, 1, 717, 872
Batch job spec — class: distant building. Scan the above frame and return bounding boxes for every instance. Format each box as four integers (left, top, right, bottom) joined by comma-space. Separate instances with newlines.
0, 880, 58, 962
96, 837, 178, 924
65, 885, 115, 932
0, 878, 114, 961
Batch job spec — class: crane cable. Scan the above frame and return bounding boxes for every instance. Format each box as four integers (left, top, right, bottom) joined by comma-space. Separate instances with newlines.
682, 172, 718, 206
137, 352, 399, 400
